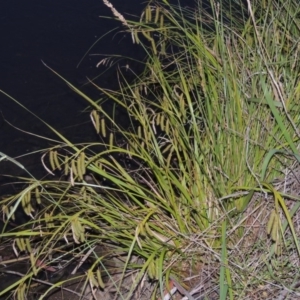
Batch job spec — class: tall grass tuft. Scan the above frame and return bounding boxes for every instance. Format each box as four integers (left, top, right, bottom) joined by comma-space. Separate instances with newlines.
1, 0, 300, 299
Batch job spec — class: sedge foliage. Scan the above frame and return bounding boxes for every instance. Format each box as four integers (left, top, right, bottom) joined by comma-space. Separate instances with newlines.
1, 0, 300, 299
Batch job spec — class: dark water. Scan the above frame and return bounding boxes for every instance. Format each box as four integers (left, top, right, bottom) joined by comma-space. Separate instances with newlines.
0, 0, 146, 183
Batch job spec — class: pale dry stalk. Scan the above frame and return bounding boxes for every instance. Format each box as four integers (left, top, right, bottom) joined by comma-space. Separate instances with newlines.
102, 0, 130, 28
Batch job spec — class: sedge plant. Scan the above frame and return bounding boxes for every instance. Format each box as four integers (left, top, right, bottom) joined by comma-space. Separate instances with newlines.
0, 0, 300, 299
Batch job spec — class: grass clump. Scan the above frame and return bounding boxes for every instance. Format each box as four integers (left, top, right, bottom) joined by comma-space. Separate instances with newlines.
1, 0, 300, 299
